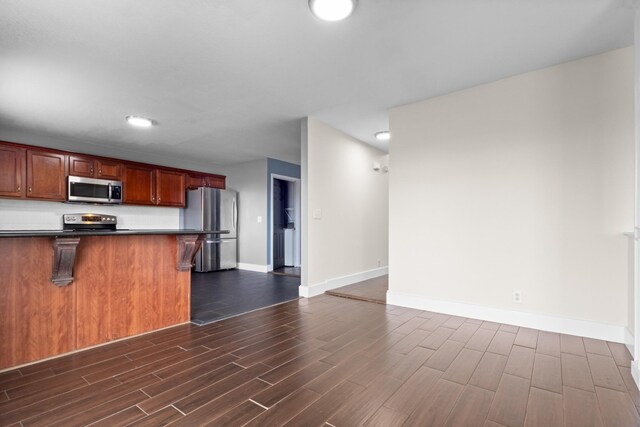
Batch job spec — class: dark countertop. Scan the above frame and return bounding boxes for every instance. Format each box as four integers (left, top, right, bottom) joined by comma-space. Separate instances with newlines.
0, 229, 229, 238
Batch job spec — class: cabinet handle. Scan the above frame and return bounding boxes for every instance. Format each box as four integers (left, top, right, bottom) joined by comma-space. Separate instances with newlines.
98, 169, 102, 174
28, 187, 32, 193
16, 185, 20, 192
151, 196, 155, 201
90, 168, 94, 174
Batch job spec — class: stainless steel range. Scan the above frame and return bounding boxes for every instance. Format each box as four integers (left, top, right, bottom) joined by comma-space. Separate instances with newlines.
63, 213, 117, 231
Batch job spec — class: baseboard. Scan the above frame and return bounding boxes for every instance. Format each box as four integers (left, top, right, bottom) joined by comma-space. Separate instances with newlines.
237, 263, 270, 273
632, 361, 640, 389
624, 328, 634, 357
386, 290, 627, 343
299, 266, 388, 298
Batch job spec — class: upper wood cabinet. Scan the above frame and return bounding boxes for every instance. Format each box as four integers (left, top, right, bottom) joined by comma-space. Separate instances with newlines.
27, 150, 66, 201
123, 166, 186, 207
96, 159, 122, 180
186, 174, 226, 190
206, 175, 225, 189
123, 164, 156, 205
68, 155, 122, 180
0, 140, 225, 207
0, 145, 25, 198
156, 170, 185, 207
68, 155, 95, 178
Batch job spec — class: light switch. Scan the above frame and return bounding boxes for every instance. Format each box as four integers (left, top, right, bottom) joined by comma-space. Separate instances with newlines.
257, 216, 263, 223
312, 209, 322, 219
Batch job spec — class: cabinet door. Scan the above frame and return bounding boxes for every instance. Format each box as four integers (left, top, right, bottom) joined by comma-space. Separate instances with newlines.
186, 175, 206, 190
206, 175, 226, 189
0, 144, 25, 198
27, 150, 66, 201
96, 160, 122, 180
68, 155, 95, 178
123, 165, 155, 205
156, 169, 186, 207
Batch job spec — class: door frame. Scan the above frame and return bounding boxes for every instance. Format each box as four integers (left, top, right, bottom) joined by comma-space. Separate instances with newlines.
269, 173, 301, 271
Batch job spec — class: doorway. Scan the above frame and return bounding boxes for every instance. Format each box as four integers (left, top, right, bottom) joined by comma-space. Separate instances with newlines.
270, 174, 301, 275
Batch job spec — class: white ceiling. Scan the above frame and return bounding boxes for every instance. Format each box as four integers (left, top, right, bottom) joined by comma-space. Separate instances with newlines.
0, 0, 634, 169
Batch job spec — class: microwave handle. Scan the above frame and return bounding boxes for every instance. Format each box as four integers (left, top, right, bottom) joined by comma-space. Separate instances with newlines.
108, 183, 112, 201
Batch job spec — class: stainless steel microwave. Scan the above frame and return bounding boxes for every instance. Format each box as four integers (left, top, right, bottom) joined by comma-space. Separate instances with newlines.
67, 176, 123, 204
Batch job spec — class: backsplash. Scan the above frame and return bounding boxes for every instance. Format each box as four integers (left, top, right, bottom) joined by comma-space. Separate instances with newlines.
0, 199, 180, 230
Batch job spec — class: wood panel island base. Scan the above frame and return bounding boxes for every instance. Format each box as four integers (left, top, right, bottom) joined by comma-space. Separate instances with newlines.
0, 232, 209, 370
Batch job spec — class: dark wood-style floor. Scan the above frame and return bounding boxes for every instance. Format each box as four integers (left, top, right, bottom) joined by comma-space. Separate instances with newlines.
1, 294, 638, 426
191, 269, 300, 325
270, 267, 301, 278
325, 275, 388, 304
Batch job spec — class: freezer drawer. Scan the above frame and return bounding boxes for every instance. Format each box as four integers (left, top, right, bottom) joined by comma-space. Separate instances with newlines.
195, 238, 237, 272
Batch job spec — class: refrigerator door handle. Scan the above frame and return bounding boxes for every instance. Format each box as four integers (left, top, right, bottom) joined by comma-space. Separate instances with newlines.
232, 198, 237, 231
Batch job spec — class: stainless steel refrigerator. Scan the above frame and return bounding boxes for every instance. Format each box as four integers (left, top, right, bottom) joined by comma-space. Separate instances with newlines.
184, 188, 237, 272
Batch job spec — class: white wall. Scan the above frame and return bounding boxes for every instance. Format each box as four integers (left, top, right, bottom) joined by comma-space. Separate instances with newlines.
389, 47, 634, 341
0, 199, 179, 229
301, 118, 389, 297
218, 159, 269, 269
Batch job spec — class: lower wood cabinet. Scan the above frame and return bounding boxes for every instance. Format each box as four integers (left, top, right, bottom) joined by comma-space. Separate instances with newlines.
0, 238, 76, 369
27, 149, 67, 201
0, 235, 192, 370
75, 235, 190, 347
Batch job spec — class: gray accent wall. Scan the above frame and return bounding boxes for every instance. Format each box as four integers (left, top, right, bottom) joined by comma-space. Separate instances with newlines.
219, 159, 268, 267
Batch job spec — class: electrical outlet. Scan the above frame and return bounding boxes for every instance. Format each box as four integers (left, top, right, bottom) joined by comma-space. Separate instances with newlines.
257, 216, 262, 223
513, 290, 523, 303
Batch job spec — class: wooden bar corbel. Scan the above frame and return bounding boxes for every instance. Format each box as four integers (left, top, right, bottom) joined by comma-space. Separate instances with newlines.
51, 236, 81, 286
176, 234, 204, 271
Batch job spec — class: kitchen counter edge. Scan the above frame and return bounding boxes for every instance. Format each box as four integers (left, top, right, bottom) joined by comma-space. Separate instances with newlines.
0, 229, 230, 238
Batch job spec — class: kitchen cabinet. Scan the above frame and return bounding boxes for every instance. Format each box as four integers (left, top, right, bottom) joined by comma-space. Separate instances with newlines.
206, 175, 226, 189
187, 175, 206, 189
68, 154, 95, 178
27, 149, 66, 201
0, 234, 194, 369
0, 140, 225, 206
96, 159, 122, 180
0, 144, 25, 198
123, 166, 187, 207
69, 155, 122, 180
123, 164, 156, 205
0, 237, 76, 370
156, 169, 186, 206
187, 174, 226, 190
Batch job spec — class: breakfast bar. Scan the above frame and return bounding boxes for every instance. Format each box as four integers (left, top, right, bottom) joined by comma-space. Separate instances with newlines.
0, 229, 226, 370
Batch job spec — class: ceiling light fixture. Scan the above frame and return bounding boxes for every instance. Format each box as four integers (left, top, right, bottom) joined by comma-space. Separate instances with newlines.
125, 115, 155, 128
309, 0, 357, 22
375, 131, 390, 141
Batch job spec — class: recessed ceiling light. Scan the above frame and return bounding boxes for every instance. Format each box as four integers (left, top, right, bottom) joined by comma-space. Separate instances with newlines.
375, 131, 390, 141
309, 0, 357, 22
125, 115, 155, 128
